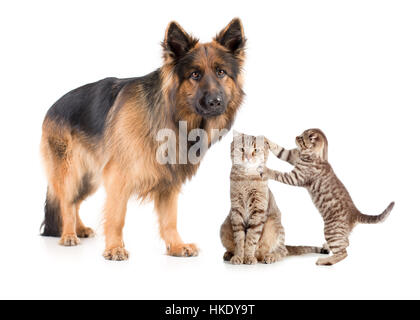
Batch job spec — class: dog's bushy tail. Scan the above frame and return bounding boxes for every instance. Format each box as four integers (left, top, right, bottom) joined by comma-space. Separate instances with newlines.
286, 245, 329, 256
40, 189, 62, 237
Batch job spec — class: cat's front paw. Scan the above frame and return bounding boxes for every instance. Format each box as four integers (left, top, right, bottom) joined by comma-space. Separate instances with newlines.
244, 255, 258, 265
257, 166, 266, 178
230, 255, 244, 265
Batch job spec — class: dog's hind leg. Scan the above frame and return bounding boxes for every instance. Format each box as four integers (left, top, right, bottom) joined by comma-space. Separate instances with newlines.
75, 202, 95, 238
41, 122, 81, 246
74, 174, 99, 238
59, 203, 80, 246
154, 188, 199, 257
57, 155, 85, 246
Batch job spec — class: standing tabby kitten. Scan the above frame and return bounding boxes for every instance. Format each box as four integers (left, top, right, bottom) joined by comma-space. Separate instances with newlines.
264, 129, 394, 266
220, 132, 327, 265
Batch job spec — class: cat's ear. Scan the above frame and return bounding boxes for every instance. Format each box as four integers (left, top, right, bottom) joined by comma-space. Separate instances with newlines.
215, 18, 246, 55
263, 137, 270, 149
321, 142, 328, 161
314, 128, 328, 161
233, 130, 241, 138
163, 21, 198, 61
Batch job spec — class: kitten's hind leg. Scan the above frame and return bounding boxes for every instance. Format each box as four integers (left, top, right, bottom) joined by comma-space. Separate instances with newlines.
316, 231, 349, 266
255, 216, 287, 264
321, 243, 330, 254
220, 216, 235, 262
316, 250, 348, 266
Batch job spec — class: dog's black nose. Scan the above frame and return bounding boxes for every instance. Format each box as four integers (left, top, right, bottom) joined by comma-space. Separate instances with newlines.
201, 93, 223, 109
207, 96, 222, 107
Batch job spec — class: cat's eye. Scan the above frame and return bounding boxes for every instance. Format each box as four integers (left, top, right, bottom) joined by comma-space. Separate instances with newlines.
255, 148, 261, 152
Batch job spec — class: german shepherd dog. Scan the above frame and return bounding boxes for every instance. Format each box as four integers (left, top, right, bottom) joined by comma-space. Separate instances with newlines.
40, 19, 246, 260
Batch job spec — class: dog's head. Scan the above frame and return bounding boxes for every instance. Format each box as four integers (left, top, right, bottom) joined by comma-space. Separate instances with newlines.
162, 18, 246, 119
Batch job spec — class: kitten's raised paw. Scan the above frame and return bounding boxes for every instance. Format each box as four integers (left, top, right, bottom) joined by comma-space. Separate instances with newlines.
230, 255, 243, 265
223, 251, 233, 261
59, 234, 80, 247
263, 253, 278, 264
167, 243, 199, 257
244, 255, 258, 265
103, 247, 130, 261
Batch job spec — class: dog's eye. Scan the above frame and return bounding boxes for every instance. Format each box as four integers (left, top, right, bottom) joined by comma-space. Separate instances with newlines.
190, 71, 201, 80
216, 69, 226, 78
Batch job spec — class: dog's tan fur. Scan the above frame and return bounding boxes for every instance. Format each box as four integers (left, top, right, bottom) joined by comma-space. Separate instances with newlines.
40, 19, 246, 260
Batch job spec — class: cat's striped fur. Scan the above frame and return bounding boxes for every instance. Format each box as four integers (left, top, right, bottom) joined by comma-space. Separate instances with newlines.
264, 129, 394, 266
220, 132, 328, 265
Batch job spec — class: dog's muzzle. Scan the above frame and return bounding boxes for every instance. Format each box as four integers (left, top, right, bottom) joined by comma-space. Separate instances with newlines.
196, 92, 227, 117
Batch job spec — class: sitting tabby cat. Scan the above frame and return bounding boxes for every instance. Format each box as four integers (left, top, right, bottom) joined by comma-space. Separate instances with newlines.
263, 129, 394, 266
220, 131, 328, 265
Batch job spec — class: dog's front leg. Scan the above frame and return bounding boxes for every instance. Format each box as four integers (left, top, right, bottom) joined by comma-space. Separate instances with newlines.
102, 163, 131, 261
154, 189, 199, 257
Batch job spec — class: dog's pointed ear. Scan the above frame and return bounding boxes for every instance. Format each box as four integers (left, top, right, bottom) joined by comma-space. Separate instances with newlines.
163, 21, 198, 61
215, 18, 246, 54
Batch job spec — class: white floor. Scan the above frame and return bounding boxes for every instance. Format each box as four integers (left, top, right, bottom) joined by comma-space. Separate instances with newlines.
2, 176, 419, 300
1, 0, 420, 300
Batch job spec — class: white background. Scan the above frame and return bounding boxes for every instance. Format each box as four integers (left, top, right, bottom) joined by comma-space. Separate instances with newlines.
0, 0, 419, 299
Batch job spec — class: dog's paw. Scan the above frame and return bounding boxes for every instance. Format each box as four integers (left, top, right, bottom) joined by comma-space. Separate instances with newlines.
59, 234, 80, 246
103, 247, 130, 261
230, 255, 244, 265
244, 255, 258, 265
167, 243, 199, 257
77, 227, 95, 238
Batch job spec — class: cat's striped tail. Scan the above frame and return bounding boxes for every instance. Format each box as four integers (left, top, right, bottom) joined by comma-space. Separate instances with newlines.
286, 245, 329, 256
357, 201, 395, 224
